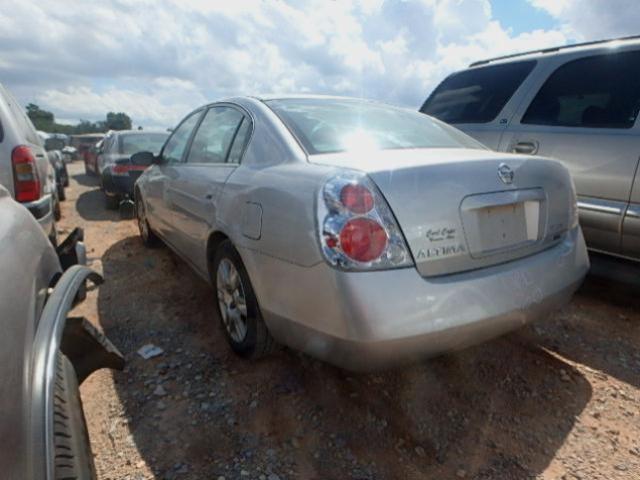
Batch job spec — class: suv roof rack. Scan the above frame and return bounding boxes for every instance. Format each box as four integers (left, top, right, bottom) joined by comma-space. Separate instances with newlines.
469, 34, 640, 67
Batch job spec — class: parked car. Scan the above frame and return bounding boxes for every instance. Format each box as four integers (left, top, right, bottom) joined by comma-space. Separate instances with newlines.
62, 145, 78, 163
421, 35, 640, 261
47, 150, 67, 217
84, 138, 103, 175
71, 133, 104, 163
38, 131, 70, 206
0, 184, 124, 480
133, 95, 589, 371
98, 130, 168, 209
0, 82, 58, 244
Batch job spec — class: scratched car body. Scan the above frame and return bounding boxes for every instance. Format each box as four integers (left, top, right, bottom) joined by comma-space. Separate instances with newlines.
134, 95, 589, 371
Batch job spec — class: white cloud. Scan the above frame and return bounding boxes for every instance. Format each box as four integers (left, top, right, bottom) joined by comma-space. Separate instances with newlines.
528, 0, 640, 40
0, 0, 585, 128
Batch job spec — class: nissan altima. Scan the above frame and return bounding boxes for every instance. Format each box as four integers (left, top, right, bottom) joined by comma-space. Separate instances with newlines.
133, 95, 589, 371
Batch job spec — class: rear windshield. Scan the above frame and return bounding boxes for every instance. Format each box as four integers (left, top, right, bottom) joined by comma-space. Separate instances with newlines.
266, 98, 483, 155
119, 133, 168, 155
421, 60, 536, 124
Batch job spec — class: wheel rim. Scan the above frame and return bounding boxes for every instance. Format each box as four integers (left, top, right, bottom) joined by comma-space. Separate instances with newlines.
216, 258, 248, 343
137, 199, 149, 241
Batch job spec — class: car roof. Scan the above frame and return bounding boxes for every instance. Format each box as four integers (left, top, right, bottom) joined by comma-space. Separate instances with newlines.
249, 93, 373, 102
469, 34, 640, 67
107, 130, 168, 137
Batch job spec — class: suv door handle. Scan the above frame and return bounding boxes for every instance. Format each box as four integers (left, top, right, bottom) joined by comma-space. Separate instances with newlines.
205, 193, 214, 200
512, 141, 539, 155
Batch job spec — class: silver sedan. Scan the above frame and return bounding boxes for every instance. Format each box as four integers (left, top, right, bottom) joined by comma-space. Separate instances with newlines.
133, 95, 589, 371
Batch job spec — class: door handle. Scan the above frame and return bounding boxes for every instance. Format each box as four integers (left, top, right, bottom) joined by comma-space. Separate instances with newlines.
205, 193, 214, 200
512, 141, 539, 155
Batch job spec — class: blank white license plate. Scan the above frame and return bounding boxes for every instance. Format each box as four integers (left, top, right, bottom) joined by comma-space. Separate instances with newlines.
475, 201, 539, 253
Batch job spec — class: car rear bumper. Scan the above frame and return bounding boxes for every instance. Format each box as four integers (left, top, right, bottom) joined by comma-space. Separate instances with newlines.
241, 226, 589, 371
102, 170, 141, 198
102, 173, 135, 198
23, 194, 54, 236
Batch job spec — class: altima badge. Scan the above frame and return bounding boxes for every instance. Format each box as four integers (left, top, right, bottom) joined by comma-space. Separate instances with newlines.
498, 163, 514, 184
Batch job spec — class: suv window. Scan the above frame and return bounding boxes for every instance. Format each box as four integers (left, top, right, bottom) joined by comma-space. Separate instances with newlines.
522, 51, 640, 129
161, 110, 203, 163
186, 107, 244, 164
3, 87, 41, 145
421, 61, 536, 124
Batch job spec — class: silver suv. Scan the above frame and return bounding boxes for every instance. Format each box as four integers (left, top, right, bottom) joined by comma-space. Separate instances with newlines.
0, 83, 58, 243
0, 185, 124, 479
421, 35, 640, 261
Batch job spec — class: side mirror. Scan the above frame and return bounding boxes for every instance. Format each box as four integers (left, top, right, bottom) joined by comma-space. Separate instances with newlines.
131, 151, 156, 166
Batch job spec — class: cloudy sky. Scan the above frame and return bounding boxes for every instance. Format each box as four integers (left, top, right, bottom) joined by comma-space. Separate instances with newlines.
0, 0, 638, 128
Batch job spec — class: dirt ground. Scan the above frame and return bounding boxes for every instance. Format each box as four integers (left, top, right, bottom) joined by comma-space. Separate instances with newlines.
59, 161, 639, 480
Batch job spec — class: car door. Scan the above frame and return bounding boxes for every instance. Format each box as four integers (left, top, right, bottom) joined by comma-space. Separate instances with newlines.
623, 169, 640, 259
420, 60, 538, 149
143, 110, 203, 244
498, 49, 640, 256
168, 105, 250, 272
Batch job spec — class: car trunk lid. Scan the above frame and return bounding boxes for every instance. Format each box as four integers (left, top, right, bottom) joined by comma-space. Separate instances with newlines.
310, 148, 575, 277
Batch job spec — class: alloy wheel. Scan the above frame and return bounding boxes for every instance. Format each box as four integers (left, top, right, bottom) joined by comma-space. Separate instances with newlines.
216, 258, 248, 343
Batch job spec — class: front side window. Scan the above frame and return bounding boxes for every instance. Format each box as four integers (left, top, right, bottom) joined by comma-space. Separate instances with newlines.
522, 51, 640, 129
421, 60, 536, 124
161, 110, 203, 163
186, 107, 244, 164
267, 98, 484, 155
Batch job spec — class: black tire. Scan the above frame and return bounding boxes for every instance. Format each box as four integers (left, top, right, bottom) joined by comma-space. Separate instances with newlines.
57, 183, 66, 201
136, 195, 160, 247
53, 352, 97, 480
104, 193, 119, 210
53, 194, 62, 221
49, 224, 58, 248
212, 240, 275, 359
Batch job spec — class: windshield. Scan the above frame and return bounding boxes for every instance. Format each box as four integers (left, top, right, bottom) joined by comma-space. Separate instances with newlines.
266, 98, 484, 155
119, 133, 168, 155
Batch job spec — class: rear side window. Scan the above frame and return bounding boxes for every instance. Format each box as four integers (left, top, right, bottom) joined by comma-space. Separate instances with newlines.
522, 51, 640, 129
421, 60, 536, 124
227, 118, 251, 164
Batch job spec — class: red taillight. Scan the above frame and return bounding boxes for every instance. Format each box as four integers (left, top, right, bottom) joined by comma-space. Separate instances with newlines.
339, 217, 388, 262
340, 184, 374, 214
112, 164, 146, 176
112, 164, 129, 175
12, 145, 40, 202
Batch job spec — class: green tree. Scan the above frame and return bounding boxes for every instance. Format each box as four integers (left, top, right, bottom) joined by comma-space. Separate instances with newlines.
105, 112, 132, 130
26, 103, 55, 131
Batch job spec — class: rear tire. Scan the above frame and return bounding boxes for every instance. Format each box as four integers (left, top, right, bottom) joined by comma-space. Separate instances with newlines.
136, 195, 160, 247
104, 193, 119, 210
53, 193, 62, 221
57, 183, 66, 201
49, 223, 58, 248
212, 240, 275, 359
53, 352, 97, 480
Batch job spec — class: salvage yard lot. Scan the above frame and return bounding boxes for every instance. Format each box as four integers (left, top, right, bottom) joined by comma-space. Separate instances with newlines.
60, 162, 639, 480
